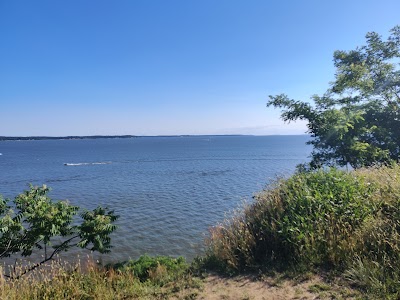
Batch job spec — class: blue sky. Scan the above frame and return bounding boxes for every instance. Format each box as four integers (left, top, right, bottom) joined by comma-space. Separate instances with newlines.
1, 0, 399, 136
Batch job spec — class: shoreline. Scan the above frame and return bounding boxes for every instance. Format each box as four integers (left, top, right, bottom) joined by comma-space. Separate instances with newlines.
0, 134, 307, 142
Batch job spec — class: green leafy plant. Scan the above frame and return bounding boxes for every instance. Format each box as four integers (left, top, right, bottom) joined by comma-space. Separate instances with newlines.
0, 185, 118, 279
113, 255, 189, 285
204, 164, 400, 298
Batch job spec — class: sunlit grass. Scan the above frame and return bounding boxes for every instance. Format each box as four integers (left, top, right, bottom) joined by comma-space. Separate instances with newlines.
0, 255, 202, 300
203, 164, 400, 298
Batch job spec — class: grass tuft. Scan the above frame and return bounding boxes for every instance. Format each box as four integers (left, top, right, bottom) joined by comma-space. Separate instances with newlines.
0, 255, 201, 300
203, 164, 400, 298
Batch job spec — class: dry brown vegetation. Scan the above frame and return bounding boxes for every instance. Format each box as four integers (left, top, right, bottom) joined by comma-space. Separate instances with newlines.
204, 165, 400, 299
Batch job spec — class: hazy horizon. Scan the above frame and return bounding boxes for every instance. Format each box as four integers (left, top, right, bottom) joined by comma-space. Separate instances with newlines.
0, 133, 310, 138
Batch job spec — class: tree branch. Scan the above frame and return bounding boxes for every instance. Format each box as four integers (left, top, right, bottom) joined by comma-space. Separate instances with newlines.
4, 235, 80, 280
0, 239, 13, 258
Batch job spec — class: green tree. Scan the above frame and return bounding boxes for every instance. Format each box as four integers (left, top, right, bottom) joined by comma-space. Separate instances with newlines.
267, 26, 400, 169
0, 185, 118, 279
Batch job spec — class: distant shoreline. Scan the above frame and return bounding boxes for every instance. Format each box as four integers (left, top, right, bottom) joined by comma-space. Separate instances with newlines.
0, 134, 248, 141
0, 134, 307, 141
0, 135, 137, 141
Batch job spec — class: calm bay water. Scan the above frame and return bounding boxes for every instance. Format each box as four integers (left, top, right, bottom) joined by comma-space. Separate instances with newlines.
0, 135, 310, 262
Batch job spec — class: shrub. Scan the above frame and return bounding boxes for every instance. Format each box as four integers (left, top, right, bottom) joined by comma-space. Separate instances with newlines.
204, 164, 400, 298
0, 185, 118, 279
113, 255, 189, 286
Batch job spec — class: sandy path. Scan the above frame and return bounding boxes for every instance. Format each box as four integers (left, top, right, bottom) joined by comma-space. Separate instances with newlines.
192, 273, 359, 300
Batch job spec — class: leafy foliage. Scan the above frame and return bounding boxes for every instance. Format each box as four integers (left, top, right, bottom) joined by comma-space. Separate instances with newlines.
267, 26, 400, 169
204, 164, 400, 298
111, 255, 189, 286
0, 185, 118, 278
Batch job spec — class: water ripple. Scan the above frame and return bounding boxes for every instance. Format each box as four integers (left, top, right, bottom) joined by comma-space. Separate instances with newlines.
0, 136, 311, 262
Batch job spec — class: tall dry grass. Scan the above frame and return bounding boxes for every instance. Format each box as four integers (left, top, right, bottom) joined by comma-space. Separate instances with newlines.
204, 164, 400, 298
0, 255, 201, 300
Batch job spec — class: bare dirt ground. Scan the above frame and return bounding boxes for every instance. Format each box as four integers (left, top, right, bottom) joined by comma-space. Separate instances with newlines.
191, 273, 360, 300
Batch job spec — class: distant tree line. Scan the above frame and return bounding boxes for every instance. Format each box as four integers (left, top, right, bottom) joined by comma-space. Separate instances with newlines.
0, 135, 137, 141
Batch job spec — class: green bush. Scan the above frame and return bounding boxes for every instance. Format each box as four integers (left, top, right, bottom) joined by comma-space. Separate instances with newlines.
113, 255, 189, 285
204, 164, 400, 298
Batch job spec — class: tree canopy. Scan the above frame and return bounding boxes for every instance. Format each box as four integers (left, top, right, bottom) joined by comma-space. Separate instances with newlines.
267, 26, 400, 169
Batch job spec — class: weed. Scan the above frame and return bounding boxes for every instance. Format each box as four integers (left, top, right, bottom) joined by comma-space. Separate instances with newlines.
0, 255, 200, 300
203, 164, 400, 299
308, 283, 331, 293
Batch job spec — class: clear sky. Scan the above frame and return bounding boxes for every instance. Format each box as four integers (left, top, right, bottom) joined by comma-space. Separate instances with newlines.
1, 0, 399, 136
